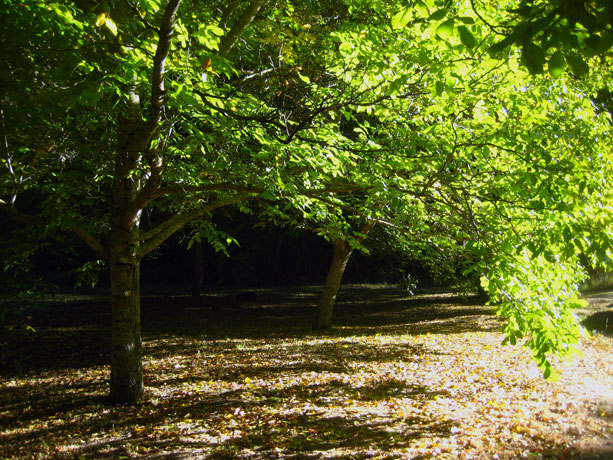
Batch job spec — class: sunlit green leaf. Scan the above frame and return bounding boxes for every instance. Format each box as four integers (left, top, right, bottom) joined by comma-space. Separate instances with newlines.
105, 17, 118, 35
435, 18, 454, 40
391, 7, 411, 30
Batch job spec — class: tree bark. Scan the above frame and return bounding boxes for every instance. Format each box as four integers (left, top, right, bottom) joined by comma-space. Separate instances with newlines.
108, 75, 146, 404
313, 222, 375, 331
218, 1, 263, 58
313, 238, 353, 331
109, 240, 145, 404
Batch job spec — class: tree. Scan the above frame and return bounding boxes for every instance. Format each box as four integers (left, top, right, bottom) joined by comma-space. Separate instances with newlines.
1, 0, 612, 404
479, 0, 612, 75
1, 0, 272, 403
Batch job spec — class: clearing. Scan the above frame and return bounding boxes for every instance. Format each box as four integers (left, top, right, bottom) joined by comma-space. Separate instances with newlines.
1, 285, 612, 459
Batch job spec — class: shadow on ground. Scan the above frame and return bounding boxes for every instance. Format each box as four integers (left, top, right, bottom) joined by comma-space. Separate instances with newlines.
0, 286, 496, 376
1, 286, 611, 459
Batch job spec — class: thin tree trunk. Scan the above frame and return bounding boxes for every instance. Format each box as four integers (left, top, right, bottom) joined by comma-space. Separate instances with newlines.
313, 238, 353, 331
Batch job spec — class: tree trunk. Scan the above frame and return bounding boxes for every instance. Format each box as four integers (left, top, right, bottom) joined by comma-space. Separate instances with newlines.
313, 238, 353, 331
191, 241, 203, 302
109, 87, 146, 404
109, 225, 144, 404
313, 222, 375, 331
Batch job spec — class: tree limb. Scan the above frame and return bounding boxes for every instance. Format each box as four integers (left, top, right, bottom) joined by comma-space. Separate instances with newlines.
218, 0, 264, 58
0, 199, 44, 225
149, 0, 182, 129
71, 224, 109, 260
154, 182, 264, 198
0, 99, 22, 204
139, 192, 259, 256
219, 0, 243, 29
128, 0, 182, 215
0, 199, 108, 259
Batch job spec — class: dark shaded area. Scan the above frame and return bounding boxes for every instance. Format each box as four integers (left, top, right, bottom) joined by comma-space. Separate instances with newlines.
581, 308, 613, 336
0, 286, 493, 376
142, 221, 434, 289
1, 286, 612, 459
1, 211, 440, 299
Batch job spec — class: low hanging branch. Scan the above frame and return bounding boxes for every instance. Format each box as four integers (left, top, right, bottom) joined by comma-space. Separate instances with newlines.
138, 192, 260, 256
0, 198, 108, 260
71, 224, 109, 260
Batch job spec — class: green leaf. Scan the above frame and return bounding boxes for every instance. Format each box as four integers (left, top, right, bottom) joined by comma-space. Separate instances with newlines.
458, 26, 477, 49
435, 19, 454, 40
391, 7, 411, 30
429, 9, 448, 21
457, 16, 475, 24
488, 36, 515, 55
208, 25, 225, 36
547, 50, 566, 77
566, 54, 589, 77
521, 42, 545, 74
260, 190, 277, 201
435, 80, 445, 96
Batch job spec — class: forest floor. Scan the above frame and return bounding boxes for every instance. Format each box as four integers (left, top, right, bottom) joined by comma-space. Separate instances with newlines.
1, 285, 612, 460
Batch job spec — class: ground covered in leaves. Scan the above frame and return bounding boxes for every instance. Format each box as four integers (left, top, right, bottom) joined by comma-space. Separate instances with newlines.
1, 285, 612, 459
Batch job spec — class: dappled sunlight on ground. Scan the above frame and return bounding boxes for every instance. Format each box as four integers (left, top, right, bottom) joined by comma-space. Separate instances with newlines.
1, 286, 612, 459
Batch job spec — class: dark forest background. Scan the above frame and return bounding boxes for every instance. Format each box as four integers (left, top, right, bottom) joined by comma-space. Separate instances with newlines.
3, 211, 440, 297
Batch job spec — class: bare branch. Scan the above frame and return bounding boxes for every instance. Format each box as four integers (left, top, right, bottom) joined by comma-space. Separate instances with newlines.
0, 100, 22, 204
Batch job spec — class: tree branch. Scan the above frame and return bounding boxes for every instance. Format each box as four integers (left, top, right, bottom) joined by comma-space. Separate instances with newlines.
219, 0, 243, 29
139, 193, 259, 256
122, 0, 160, 33
218, 0, 264, 58
71, 224, 109, 260
0, 199, 44, 225
154, 181, 264, 198
149, 0, 182, 129
127, 0, 182, 215
0, 99, 22, 205
0, 199, 108, 259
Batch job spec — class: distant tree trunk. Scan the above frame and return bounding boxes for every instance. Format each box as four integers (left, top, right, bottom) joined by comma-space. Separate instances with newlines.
313, 221, 375, 331
313, 238, 353, 331
191, 241, 204, 302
